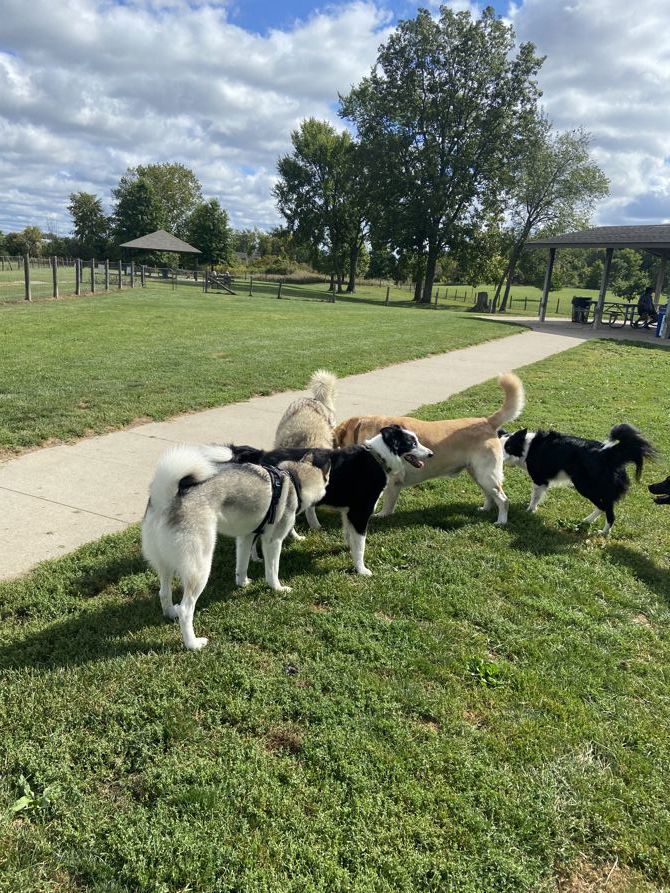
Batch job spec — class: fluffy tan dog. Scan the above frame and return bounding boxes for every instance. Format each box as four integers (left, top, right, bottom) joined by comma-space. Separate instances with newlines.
334, 373, 524, 524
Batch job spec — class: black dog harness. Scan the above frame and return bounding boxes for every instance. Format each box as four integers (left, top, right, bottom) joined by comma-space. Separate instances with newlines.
252, 466, 303, 540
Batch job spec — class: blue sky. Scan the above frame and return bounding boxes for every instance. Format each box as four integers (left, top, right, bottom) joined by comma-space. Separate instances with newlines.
228, 0, 510, 34
1, 0, 670, 235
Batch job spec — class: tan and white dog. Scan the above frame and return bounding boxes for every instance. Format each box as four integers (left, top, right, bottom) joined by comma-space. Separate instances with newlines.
334, 373, 525, 524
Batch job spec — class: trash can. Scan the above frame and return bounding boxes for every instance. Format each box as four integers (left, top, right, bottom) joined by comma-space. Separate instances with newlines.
571, 296, 591, 323
655, 305, 667, 337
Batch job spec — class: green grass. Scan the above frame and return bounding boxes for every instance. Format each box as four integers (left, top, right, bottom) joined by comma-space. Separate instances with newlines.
1, 339, 669, 891
0, 286, 522, 454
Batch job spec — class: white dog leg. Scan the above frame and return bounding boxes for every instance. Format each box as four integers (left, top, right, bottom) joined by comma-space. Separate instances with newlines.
343, 516, 372, 576
583, 508, 601, 524
158, 570, 178, 619
175, 575, 210, 651
478, 494, 494, 512
250, 539, 262, 562
262, 537, 291, 592
492, 487, 509, 525
527, 484, 548, 513
376, 476, 402, 518
290, 527, 306, 541
305, 505, 321, 530
235, 535, 255, 587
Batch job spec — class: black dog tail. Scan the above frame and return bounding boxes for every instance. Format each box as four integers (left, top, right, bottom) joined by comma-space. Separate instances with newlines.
607, 424, 656, 481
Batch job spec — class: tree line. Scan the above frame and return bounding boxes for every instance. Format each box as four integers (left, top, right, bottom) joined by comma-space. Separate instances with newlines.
273, 5, 617, 302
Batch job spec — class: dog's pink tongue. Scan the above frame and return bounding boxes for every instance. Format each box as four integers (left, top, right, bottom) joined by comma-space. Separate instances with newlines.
405, 455, 423, 468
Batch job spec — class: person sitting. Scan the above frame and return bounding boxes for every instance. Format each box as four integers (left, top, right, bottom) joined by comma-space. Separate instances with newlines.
637, 286, 658, 326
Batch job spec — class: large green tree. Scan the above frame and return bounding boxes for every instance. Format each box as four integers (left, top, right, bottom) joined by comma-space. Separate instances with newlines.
112, 179, 163, 254
67, 192, 110, 259
185, 199, 233, 269
340, 6, 543, 302
496, 122, 609, 311
274, 119, 363, 293
4, 227, 44, 256
113, 163, 203, 236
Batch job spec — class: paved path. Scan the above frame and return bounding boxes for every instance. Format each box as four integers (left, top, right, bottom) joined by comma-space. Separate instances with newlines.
0, 320, 663, 579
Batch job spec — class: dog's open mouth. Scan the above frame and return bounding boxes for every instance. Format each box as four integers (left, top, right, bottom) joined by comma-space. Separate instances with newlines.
404, 454, 424, 468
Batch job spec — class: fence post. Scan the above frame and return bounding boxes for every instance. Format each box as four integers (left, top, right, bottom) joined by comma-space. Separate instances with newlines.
75, 258, 81, 295
52, 255, 59, 298
277, 280, 282, 299
130, 261, 135, 289
90, 258, 95, 294
141, 265, 146, 287
555, 298, 559, 314
434, 287, 439, 308
24, 254, 31, 302
204, 270, 209, 293
524, 295, 528, 310
385, 285, 390, 305
105, 259, 109, 291
118, 259, 122, 289
249, 276, 253, 297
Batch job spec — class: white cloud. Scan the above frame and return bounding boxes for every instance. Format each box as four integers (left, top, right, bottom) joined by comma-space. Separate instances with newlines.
509, 0, 670, 224
0, 0, 391, 235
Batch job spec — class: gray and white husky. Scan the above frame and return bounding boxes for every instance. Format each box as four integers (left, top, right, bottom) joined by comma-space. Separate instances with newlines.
142, 444, 329, 650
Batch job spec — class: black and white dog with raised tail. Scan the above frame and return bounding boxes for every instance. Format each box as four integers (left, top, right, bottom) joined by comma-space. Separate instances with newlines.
229, 425, 433, 576
501, 423, 656, 534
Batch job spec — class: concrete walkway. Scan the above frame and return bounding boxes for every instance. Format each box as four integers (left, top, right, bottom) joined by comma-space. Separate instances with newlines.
1, 320, 664, 579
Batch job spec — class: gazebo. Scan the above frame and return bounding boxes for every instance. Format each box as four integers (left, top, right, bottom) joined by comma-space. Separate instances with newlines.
528, 224, 670, 337
119, 229, 201, 262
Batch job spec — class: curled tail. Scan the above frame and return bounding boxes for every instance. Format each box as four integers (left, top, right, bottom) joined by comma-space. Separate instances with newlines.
606, 424, 656, 480
487, 373, 525, 429
148, 444, 232, 512
310, 369, 337, 414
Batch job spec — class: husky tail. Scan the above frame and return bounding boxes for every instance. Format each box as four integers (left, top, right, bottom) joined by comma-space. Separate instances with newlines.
606, 424, 656, 480
148, 444, 232, 512
309, 369, 337, 414
487, 373, 525, 429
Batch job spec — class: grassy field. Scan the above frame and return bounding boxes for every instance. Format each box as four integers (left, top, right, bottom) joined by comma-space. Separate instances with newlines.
1, 339, 669, 892
0, 286, 522, 454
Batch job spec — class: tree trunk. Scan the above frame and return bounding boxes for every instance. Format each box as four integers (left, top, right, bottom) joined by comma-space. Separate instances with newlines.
329, 271, 335, 292
498, 248, 521, 312
346, 242, 359, 293
420, 242, 439, 304
412, 251, 425, 302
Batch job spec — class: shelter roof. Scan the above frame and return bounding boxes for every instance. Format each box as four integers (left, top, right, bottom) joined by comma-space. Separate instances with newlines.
528, 224, 670, 257
119, 229, 201, 253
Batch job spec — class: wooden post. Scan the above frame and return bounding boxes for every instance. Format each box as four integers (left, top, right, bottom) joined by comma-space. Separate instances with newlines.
141, 265, 146, 287
385, 285, 390, 305
52, 255, 59, 299
104, 259, 109, 291
434, 287, 439, 308
277, 280, 282, 299
249, 276, 253, 297
90, 258, 95, 294
593, 247, 613, 329
75, 258, 81, 296
118, 259, 123, 289
204, 270, 209, 293
538, 248, 556, 322
130, 261, 135, 289
24, 254, 31, 302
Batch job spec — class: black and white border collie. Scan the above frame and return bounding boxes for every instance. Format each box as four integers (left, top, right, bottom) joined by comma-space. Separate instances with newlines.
649, 476, 670, 505
502, 424, 655, 534
228, 425, 433, 575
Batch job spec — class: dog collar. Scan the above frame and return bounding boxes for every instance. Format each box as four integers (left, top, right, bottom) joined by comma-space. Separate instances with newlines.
364, 444, 393, 476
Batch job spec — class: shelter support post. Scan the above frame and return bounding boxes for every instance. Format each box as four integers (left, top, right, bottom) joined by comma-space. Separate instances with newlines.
593, 248, 613, 329
538, 248, 555, 322
654, 258, 666, 307
52, 255, 59, 299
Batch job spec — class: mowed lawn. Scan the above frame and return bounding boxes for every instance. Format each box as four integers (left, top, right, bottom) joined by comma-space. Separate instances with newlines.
0, 286, 522, 453
1, 339, 669, 892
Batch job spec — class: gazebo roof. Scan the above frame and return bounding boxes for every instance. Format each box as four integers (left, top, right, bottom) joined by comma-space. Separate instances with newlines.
528, 224, 670, 258
119, 229, 201, 253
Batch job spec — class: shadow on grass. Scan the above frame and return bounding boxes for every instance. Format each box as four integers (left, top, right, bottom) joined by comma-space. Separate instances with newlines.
0, 538, 328, 672
604, 543, 670, 603
365, 500, 581, 556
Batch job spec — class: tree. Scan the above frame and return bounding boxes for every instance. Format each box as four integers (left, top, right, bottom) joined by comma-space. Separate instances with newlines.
113, 163, 202, 236
112, 179, 163, 256
67, 192, 110, 258
495, 121, 609, 311
185, 199, 232, 269
274, 119, 362, 293
341, 6, 543, 302
4, 227, 44, 256
609, 249, 650, 300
